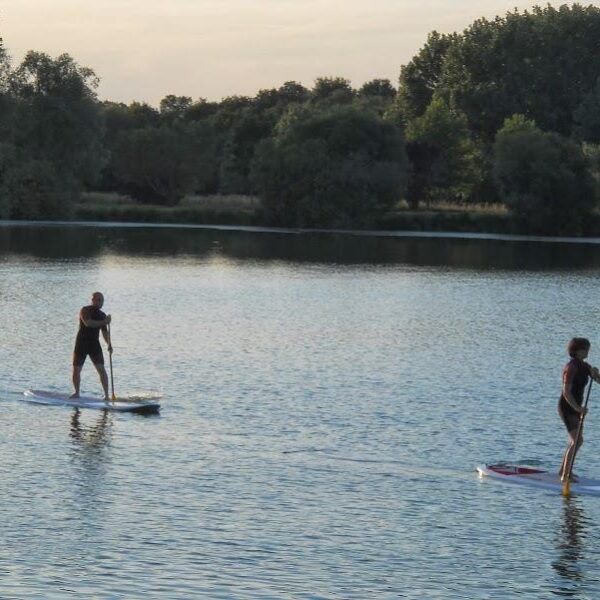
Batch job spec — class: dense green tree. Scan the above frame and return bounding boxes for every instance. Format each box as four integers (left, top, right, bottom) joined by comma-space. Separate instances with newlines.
252, 105, 407, 227
112, 123, 217, 204
1, 157, 65, 219
405, 98, 481, 208
574, 78, 600, 143
3, 51, 104, 217
311, 77, 354, 105
184, 98, 219, 121
356, 80, 397, 117
397, 31, 456, 119
210, 91, 298, 194
582, 142, 600, 186
436, 5, 600, 139
493, 114, 596, 233
102, 101, 159, 143
99, 101, 160, 191
0, 37, 10, 93
276, 81, 310, 104
359, 79, 396, 100
212, 95, 253, 129
254, 81, 310, 110
159, 94, 193, 123
219, 109, 277, 193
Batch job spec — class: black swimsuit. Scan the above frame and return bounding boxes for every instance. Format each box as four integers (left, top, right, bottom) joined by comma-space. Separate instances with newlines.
73, 305, 106, 366
558, 357, 591, 431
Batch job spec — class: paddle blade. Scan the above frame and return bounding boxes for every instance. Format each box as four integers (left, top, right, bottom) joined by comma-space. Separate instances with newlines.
562, 480, 571, 497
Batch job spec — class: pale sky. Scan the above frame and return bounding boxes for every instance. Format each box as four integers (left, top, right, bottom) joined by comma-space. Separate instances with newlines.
1, 1, 594, 106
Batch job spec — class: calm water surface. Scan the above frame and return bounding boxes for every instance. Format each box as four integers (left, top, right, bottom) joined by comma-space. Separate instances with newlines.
1, 224, 600, 598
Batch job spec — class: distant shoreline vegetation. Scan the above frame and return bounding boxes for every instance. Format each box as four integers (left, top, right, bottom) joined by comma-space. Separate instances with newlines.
2, 4, 600, 236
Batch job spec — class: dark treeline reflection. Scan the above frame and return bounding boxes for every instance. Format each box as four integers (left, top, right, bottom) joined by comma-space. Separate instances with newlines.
2, 225, 600, 270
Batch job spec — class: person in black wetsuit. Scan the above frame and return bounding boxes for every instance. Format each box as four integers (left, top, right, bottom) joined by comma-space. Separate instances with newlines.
71, 292, 112, 400
558, 337, 600, 482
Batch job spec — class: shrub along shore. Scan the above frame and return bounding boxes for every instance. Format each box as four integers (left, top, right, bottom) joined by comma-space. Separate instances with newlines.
73, 192, 600, 235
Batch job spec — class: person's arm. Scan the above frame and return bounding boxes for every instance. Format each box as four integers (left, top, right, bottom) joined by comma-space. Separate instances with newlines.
590, 365, 600, 384
100, 325, 113, 353
80, 308, 111, 328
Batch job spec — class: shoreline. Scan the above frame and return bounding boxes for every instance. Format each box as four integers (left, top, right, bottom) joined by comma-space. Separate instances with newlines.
3, 218, 600, 245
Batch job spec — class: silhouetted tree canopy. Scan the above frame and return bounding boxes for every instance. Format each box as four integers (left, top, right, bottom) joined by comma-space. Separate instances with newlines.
252, 105, 407, 227
444, 5, 600, 138
493, 114, 596, 234
397, 31, 456, 119
1, 51, 104, 217
112, 123, 217, 205
405, 98, 481, 208
2, 4, 600, 233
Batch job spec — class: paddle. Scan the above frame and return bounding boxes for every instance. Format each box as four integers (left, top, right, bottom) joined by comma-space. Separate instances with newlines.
107, 323, 117, 402
563, 380, 593, 497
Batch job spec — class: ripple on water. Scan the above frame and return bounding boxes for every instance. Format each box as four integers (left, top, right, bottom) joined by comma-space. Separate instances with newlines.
1, 226, 600, 597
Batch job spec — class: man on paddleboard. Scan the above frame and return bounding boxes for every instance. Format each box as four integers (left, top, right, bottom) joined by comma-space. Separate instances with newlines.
559, 337, 600, 482
71, 292, 112, 401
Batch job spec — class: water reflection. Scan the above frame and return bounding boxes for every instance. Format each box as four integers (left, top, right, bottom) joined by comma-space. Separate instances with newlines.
2, 223, 600, 269
552, 497, 589, 597
69, 408, 113, 504
67, 409, 114, 549
70, 408, 112, 451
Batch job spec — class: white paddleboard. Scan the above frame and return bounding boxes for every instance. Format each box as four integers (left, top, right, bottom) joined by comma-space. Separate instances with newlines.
477, 463, 600, 496
24, 389, 160, 414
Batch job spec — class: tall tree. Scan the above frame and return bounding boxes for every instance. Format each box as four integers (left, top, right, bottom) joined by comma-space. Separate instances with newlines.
493, 114, 596, 234
359, 79, 396, 100
436, 5, 600, 138
573, 77, 600, 144
3, 51, 104, 217
397, 31, 456, 119
252, 105, 407, 227
405, 98, 481, 208
112, 123, 217, 205
159, 94, 193, 123
311, 77, 354, 105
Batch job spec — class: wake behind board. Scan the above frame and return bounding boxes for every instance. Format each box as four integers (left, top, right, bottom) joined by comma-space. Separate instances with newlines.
477, 463, 600, 496
24, 389, 160, 415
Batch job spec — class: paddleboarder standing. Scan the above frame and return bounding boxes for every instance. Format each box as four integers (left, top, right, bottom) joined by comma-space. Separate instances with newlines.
559, 337, 600, 482
71, 292, 112, 401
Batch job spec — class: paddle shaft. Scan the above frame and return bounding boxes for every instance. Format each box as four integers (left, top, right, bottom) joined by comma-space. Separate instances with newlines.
107, 323, 116, 402
563, 379, 593, 494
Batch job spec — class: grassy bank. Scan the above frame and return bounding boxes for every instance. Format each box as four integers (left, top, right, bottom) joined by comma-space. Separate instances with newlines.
375, 202, 514, 234
75, 192, 262, 226
73, 192, 600, 236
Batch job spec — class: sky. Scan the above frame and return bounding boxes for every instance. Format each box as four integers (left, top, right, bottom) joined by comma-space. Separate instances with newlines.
0, 0, 593, 106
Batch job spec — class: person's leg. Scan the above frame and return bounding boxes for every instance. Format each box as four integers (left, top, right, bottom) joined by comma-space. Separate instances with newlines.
92, 360, 109, 400
89, 345, 108, 400
561, 426, 583, 481
71, 353, 85, 398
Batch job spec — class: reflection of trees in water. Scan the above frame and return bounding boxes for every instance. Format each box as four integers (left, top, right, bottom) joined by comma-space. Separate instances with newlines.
2, 224, 600, 269
552, 497, 589, 596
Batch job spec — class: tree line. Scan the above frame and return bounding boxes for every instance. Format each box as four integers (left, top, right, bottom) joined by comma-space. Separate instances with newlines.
1, 3, 600, 233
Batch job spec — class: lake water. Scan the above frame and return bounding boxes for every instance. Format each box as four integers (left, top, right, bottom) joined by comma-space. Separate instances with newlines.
2, 223, 600, 598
